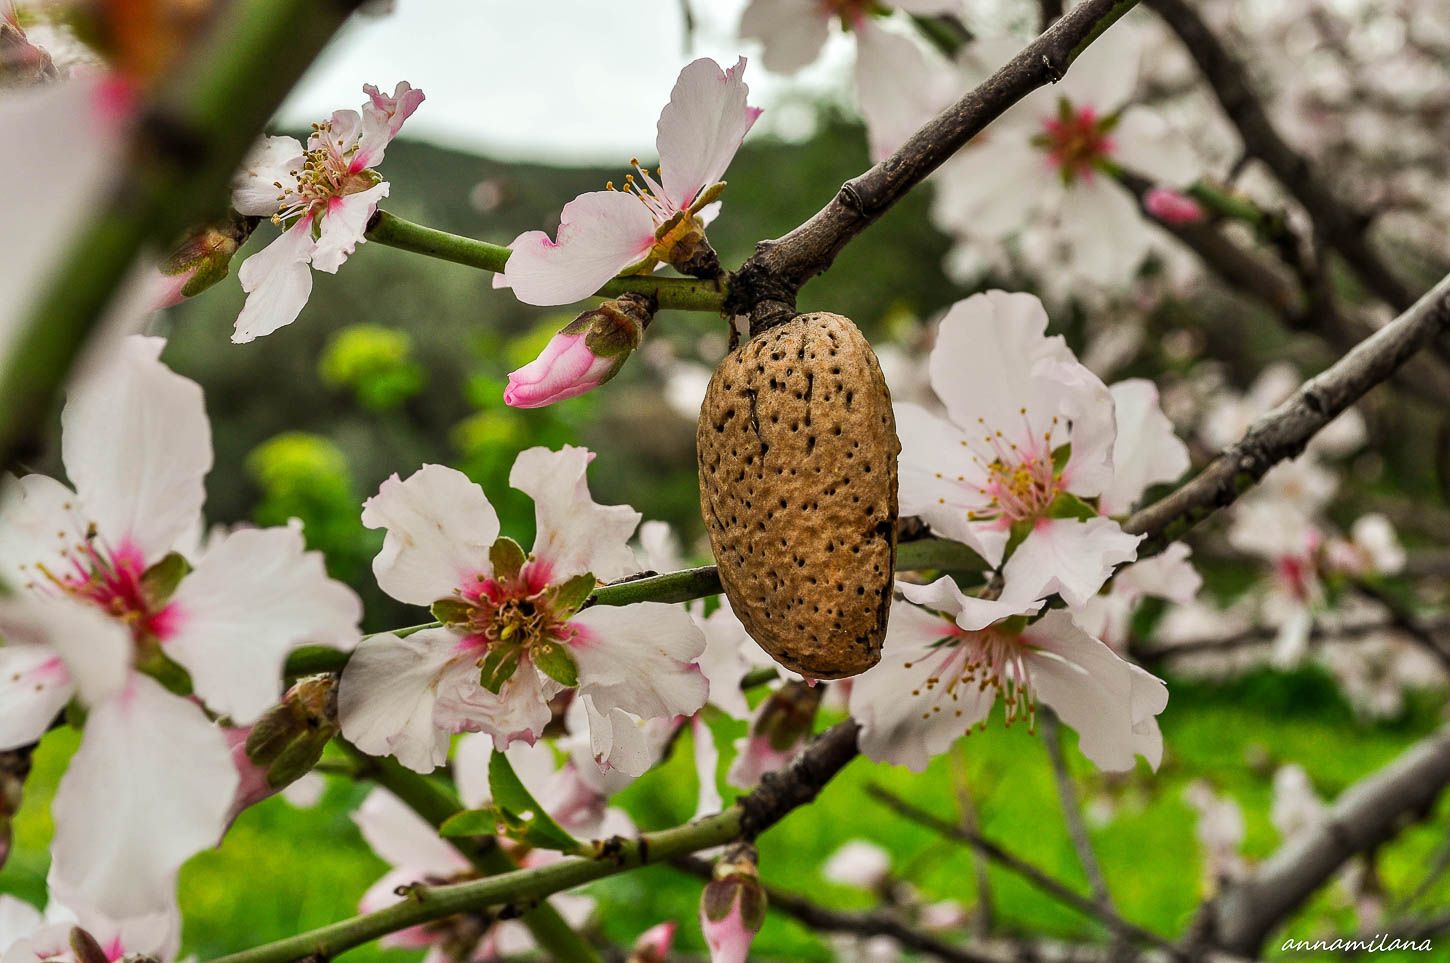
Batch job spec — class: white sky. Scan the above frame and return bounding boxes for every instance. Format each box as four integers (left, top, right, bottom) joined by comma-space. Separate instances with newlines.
279, 0, 858, 164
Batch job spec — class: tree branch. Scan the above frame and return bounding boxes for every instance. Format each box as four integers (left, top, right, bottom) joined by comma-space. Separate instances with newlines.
1206, 724, 1450, 956
1124, 271, 1450, 555
726, 0, 1141, 325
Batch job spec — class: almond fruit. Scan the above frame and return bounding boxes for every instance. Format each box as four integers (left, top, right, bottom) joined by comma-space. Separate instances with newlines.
697, 312, 899, 679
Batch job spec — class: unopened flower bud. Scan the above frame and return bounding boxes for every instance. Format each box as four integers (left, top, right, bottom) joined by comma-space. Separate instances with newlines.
1144, 187, 1204, 226
504, 292, 654, 408
229, 675, 338, 820
700, 843, 766, 963
153, 212, 255, 310
728, 681, 822, 788
627, 921, 677, 963
0, 5, 56, 87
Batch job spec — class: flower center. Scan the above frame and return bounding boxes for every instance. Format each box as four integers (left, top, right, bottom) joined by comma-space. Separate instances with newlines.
452, 560, 578, 672
960, 411, 1064, 526
271, 120, 379, 223
22, 535, 176, 643
906, 626, 1037, 728
1035, 101, 1115, 183
606, 158, 676, 228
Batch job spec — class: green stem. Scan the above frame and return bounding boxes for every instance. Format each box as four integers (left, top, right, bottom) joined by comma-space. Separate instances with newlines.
350, 749, 603, 963
283, 537, 982, 677
0, 0, 363, 467
213, 808, 743, 963
365, 211, 728, 312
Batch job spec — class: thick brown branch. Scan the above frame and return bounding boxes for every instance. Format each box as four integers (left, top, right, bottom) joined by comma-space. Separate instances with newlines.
1207, 725, 1450, 955
727, 0, 1140, 325
1124, 271, 1450, 555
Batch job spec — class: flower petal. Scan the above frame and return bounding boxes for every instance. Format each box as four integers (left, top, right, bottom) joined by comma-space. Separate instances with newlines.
656, 57, 761, 210
312, 182, 389, 274
362, 464, 500, 606
501, 192, 656, 307
0, 594, 130, 733
234, 219, 315, 343
165, 525, 362, 724
894, 403, 1002, 563
896, 576, 1037, 631
738, 0, 829, 73
510, 446, 640, 582
854, 20, 954, 162
1000, 517, 1142, 610
356, 81, 425, 169
50, 675, 237, 918
0, 643, 70, 751
0, 474, 89, 596
338, 628, 458, 773
1098, 379, 1189, 515
230, 135, 304, 216
1111, 105, 1198, 187
61, 335, 210, 563
1023, 610, 1167, 772
352, 788, 470, 878
570, 601, 708, 723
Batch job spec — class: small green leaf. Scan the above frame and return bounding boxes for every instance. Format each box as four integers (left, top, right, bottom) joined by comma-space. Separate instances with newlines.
1004, 518, 1035, 558
488, 751, 584, 854
431, 597, 474, 627
478, 645, 521, 694
439, 807, 504, 838
1051, 443, 1072, 475
533, 640, 580, 688
547, 572, 597, 617
140, 552, 191, 607
1047, 491, 1099, 522
490, 537, 527, 582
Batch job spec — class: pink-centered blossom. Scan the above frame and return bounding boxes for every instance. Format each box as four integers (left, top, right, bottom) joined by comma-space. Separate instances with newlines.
931, 27, 1200, 290
896, 291, 1187, 611
0, 336, 361, 918
0, 891, 178, 963
337, 448, 708, 776
849, 577, 1168, 773
229, 82, 423, 343
499, 58, 760, 306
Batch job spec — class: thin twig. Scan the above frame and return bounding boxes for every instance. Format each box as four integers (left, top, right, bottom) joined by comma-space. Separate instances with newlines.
1040, 715, 1113, 915
866, 785, 1183, 958
950, 748, 995, 938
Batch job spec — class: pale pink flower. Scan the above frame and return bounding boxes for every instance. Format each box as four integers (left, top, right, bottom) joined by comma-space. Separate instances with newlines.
931, 27, 1200, 289
896, 292, 1149, 611
629, 921, 677, 962
1077, 542, 1202, 651
1324, 514, 1405, 577
850, 577, 1168, 773
0, 337, 361, 917
229, 82, 423, 342
500, 58, 760, 305
1183, 780, 1248, 888
338, 448, 707, 776
699, 864, 765, 963
822, 840, 891, 891
738, 1, 958, 160
0, 891, 178, 963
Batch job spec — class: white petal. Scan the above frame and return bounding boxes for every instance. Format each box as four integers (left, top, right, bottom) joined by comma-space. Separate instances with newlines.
165, 525, 362, 724
579, 698, 659, 777
1054, 178, 1151, 287
697, 601, 753, 721
312, 182, 389, 274
0, 897, 43, 950
1114, 542, 1201, 606
930, 137, 1046, 239
928, 291, 1054, 443
850, 603, 995, 772
691, 715, 723, 820
61, 335, 210, 563
1000, 517, 1141, 610
230, 135, 305, 216
432, 657, 555, 751
738, 0, 828, 74
0, 643, 70, 751
233, 220, 315, 343
50, 675, 237, 918
1058, 20, 1141, 112
896, 576, 1037, 631
1023, 610, 1167, 772
570, 602, 708, 722
362, 464, 499, 607
338, 628, 458, 773
656, 57, 761, 209
1098, 379, 1189, 515
894, 403, 1002, 563
501, 192, 656, 307
1111, 106, 1199, 187
511, 446, 640, 582
0, 594, 129, 727
352, 788, 470, 877
854, 20, 954, 162
0, 474, 88, 592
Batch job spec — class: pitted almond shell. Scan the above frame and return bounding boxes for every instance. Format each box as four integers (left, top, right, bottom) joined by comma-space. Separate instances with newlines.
697, 312, 900, 679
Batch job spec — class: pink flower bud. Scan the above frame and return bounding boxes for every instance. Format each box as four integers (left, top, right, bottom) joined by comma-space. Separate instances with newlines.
153, 214, 254, 310
505, 294, 653, 408
628, 921, 677, 963
1144, 187, 1205, 225
727, 680, 822, 787
700, 845, 766, 963
226, 675, 338, 822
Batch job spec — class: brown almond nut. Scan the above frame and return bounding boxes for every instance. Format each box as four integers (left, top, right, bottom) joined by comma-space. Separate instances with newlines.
696, 312, 900, 679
